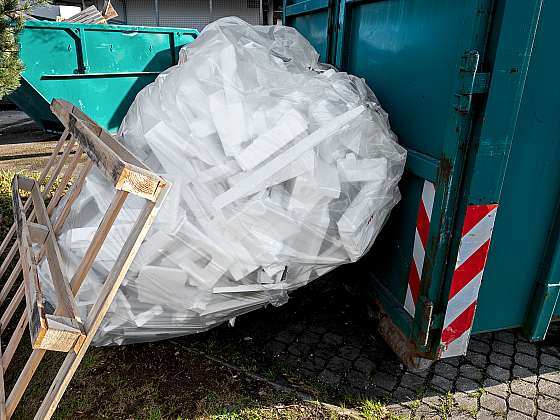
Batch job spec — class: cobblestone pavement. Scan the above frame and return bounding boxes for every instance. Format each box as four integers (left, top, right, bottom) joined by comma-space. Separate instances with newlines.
181, 270, 560, 419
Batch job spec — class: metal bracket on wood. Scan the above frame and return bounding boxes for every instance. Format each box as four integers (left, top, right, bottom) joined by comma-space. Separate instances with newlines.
0, 99, 168, 419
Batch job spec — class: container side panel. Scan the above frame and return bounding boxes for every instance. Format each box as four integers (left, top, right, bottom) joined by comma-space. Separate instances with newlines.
474, 0, 560, 333
344, 0, 472, 158
289, 13, 330, 62
10, 22, 198, 132
84, 30, 177, 73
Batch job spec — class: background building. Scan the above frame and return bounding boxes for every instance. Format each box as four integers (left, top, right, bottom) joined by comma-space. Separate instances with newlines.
49, 0, 282, 30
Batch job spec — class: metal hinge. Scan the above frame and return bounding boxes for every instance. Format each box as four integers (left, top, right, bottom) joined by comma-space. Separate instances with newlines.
455, 50, 490, 113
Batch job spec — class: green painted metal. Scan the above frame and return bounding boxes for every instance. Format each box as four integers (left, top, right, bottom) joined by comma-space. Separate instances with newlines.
283, 0, 334, 62
285, 0, 560, 357
473, 0, 560, 339
328, 0, 494, 354
9, 20, 198, 132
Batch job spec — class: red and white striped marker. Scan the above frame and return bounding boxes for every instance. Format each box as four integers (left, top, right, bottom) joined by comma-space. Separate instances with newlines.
404, 181, 435, 317
440, 204, 498, 357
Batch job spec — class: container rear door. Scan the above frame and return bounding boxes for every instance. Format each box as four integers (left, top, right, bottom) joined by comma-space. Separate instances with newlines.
330, 0, 495, 360
283, 0, 336, 62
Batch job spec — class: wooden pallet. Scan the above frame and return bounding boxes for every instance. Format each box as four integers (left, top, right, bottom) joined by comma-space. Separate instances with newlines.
0, 99, 168, 419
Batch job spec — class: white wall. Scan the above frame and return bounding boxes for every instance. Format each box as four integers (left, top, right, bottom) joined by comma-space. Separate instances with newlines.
123, 0, 261, 30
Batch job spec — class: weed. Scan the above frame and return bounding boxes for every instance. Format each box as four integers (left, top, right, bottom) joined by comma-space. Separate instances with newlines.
360, 399, 387, 420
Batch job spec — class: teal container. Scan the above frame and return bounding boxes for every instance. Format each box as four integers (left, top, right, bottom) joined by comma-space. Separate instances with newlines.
10, 20, 198, 132
285, 0, 559, 364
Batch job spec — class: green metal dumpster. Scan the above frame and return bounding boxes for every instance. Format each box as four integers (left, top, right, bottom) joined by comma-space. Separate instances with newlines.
284, 0, 559, 365
9, 20, 198, 132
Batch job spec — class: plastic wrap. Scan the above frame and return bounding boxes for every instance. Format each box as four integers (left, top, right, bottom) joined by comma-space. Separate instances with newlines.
42, 17, 406, 346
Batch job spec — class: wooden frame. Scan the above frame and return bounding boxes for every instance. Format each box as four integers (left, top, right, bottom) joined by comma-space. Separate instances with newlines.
0, 99, 169, 419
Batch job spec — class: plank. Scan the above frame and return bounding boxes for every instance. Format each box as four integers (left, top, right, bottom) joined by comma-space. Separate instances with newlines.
35, 182, 169, 420
46, 145, 84, 214
67, 114, 163, 201
70, 190, 128, 294
0, 332, 6, 420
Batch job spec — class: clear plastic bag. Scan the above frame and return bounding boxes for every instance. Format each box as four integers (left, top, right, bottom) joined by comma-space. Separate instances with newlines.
43, 16, 406, 346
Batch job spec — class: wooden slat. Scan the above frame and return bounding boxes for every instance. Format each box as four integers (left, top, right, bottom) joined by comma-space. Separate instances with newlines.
2, 312, 27, 372
29, 182, 82, 323
0, 285, 24, 335
47, 146, 84, 214
6, 348, 45, 418
70, 190, 128, 294
36, 182, 168, 420
43, 139, 76, 195
67, 114, 163, 201
0, 260, 21, 307
28, 223, 49, 244
1, 99, 170, 419
0, 332, 6, 420
53, 160, 93, 234
0, 129, 68, 259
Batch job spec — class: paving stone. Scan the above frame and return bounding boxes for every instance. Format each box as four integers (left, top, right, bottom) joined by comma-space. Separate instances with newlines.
297, 332, 320, 345
385, 403, 412, 418
541, 353, 560, 370
287, 342, 310, 357
507, 411, 533, 419
542, 345, 560, 358
486, 364, 510, 382
537, 378, 560, 398
493, 340, 515, 356
313, 348, 335, 361
475, 332, 493, 344
510, 379, 537, 398
454, 391, 479, 415
540, 370, 560, 384
477, 407, 499, 419
302, 356, 326, 373
345, 369, 369, 390
494, 330, 515, 344
390, 385, 418, 404
352, 357, 374, 376
514, 352, 538, 370
414, 402, 439, 418
317, 369, 340, 387
455, 376, 481, 393
308, 325, 327, 335
512, 364, 537, 381
445, 356, 461, 367
508, 394, 535, 416
480, 392, 507, 414
460, 364, 484, 382
466, 351, 487, 369
453, 414, 477, 420
515, 340, 538, 356
371, 371, 397, 392
345, 334, 367, 348
326, 356, 352, 374
489, 352, 512, 369
430, 374, 453, 392
266, 340, 286, 356
338, 345, 360, 361
483, 378, 509, 398
469, 339, 491, 355
537, 395, 560, 415
537, 411, 559, 420
275, 330, 296, 344
322, 332, 343, 346
433, 361, 459, 380
400, 372, 425, 391
287, 323, 306, 334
